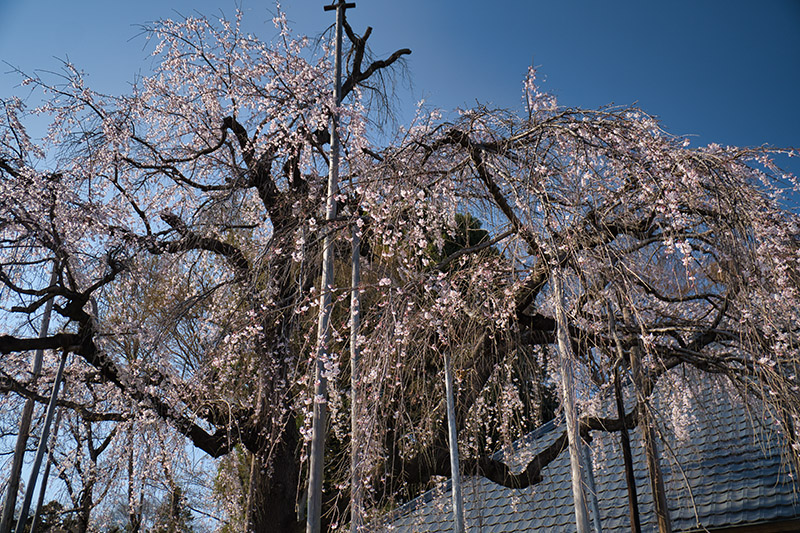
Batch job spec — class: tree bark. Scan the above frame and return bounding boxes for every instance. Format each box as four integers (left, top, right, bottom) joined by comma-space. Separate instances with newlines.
247, 420, 302, 533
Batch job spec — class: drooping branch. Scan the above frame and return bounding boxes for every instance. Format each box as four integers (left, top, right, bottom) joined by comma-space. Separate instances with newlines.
395, 392, 646, 490
73, 337, 235, 458
0, 374, 126, 422
1, 290, 238, 458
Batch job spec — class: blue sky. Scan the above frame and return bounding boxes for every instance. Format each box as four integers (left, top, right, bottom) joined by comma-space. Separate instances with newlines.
1, 0, 798, 176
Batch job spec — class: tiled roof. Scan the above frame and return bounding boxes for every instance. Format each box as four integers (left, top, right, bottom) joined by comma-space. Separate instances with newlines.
380, 373, 800, 532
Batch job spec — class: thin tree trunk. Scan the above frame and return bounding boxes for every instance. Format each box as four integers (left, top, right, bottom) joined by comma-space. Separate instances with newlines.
78, 474, 93, 533
553, 272, 591, 533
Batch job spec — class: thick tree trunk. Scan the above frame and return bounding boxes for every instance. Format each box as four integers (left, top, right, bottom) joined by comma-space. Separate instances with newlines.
247, 420, 302, 533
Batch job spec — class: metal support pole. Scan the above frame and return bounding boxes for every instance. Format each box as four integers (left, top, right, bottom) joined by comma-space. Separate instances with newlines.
444, 351, 466, 533
30, 407, 64, 533
582, 439, 603, 533
1, 268, 57, 533
553, 272, 591, 533
307, 3, 354, 532
350, 226, 363, 533
14, 349, 69, 533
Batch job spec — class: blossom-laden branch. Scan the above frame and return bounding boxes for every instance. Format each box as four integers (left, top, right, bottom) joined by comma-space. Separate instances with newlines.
0, 372, 126, 423
2, 5, 798, 530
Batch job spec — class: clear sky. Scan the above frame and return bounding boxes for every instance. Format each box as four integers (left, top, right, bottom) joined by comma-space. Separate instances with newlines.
1, 0, 798, 176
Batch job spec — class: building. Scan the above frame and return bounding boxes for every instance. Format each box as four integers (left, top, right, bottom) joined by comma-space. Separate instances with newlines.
380, 373, 800, 532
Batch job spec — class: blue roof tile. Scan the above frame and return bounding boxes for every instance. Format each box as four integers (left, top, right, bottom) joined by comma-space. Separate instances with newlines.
379, 369, 800, 532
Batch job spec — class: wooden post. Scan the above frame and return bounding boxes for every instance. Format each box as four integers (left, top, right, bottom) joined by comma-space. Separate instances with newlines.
14, 349, 69, 533
29, 407, 64, 533
615, 367, 642, 533
632, 348, 672, 533
582, 439, 603, 532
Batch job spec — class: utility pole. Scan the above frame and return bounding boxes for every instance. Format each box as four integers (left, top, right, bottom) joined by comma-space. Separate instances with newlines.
307, 3, 354, 532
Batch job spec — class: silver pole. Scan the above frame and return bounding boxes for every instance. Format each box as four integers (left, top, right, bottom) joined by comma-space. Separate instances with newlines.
14, 349, 69, 533
1, 267, 57, 533
30, 407, 64, 533
444, 350, 466, 533
553, 272, 591, 533
350, 226, 362, 533
307, 3, 354, 532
